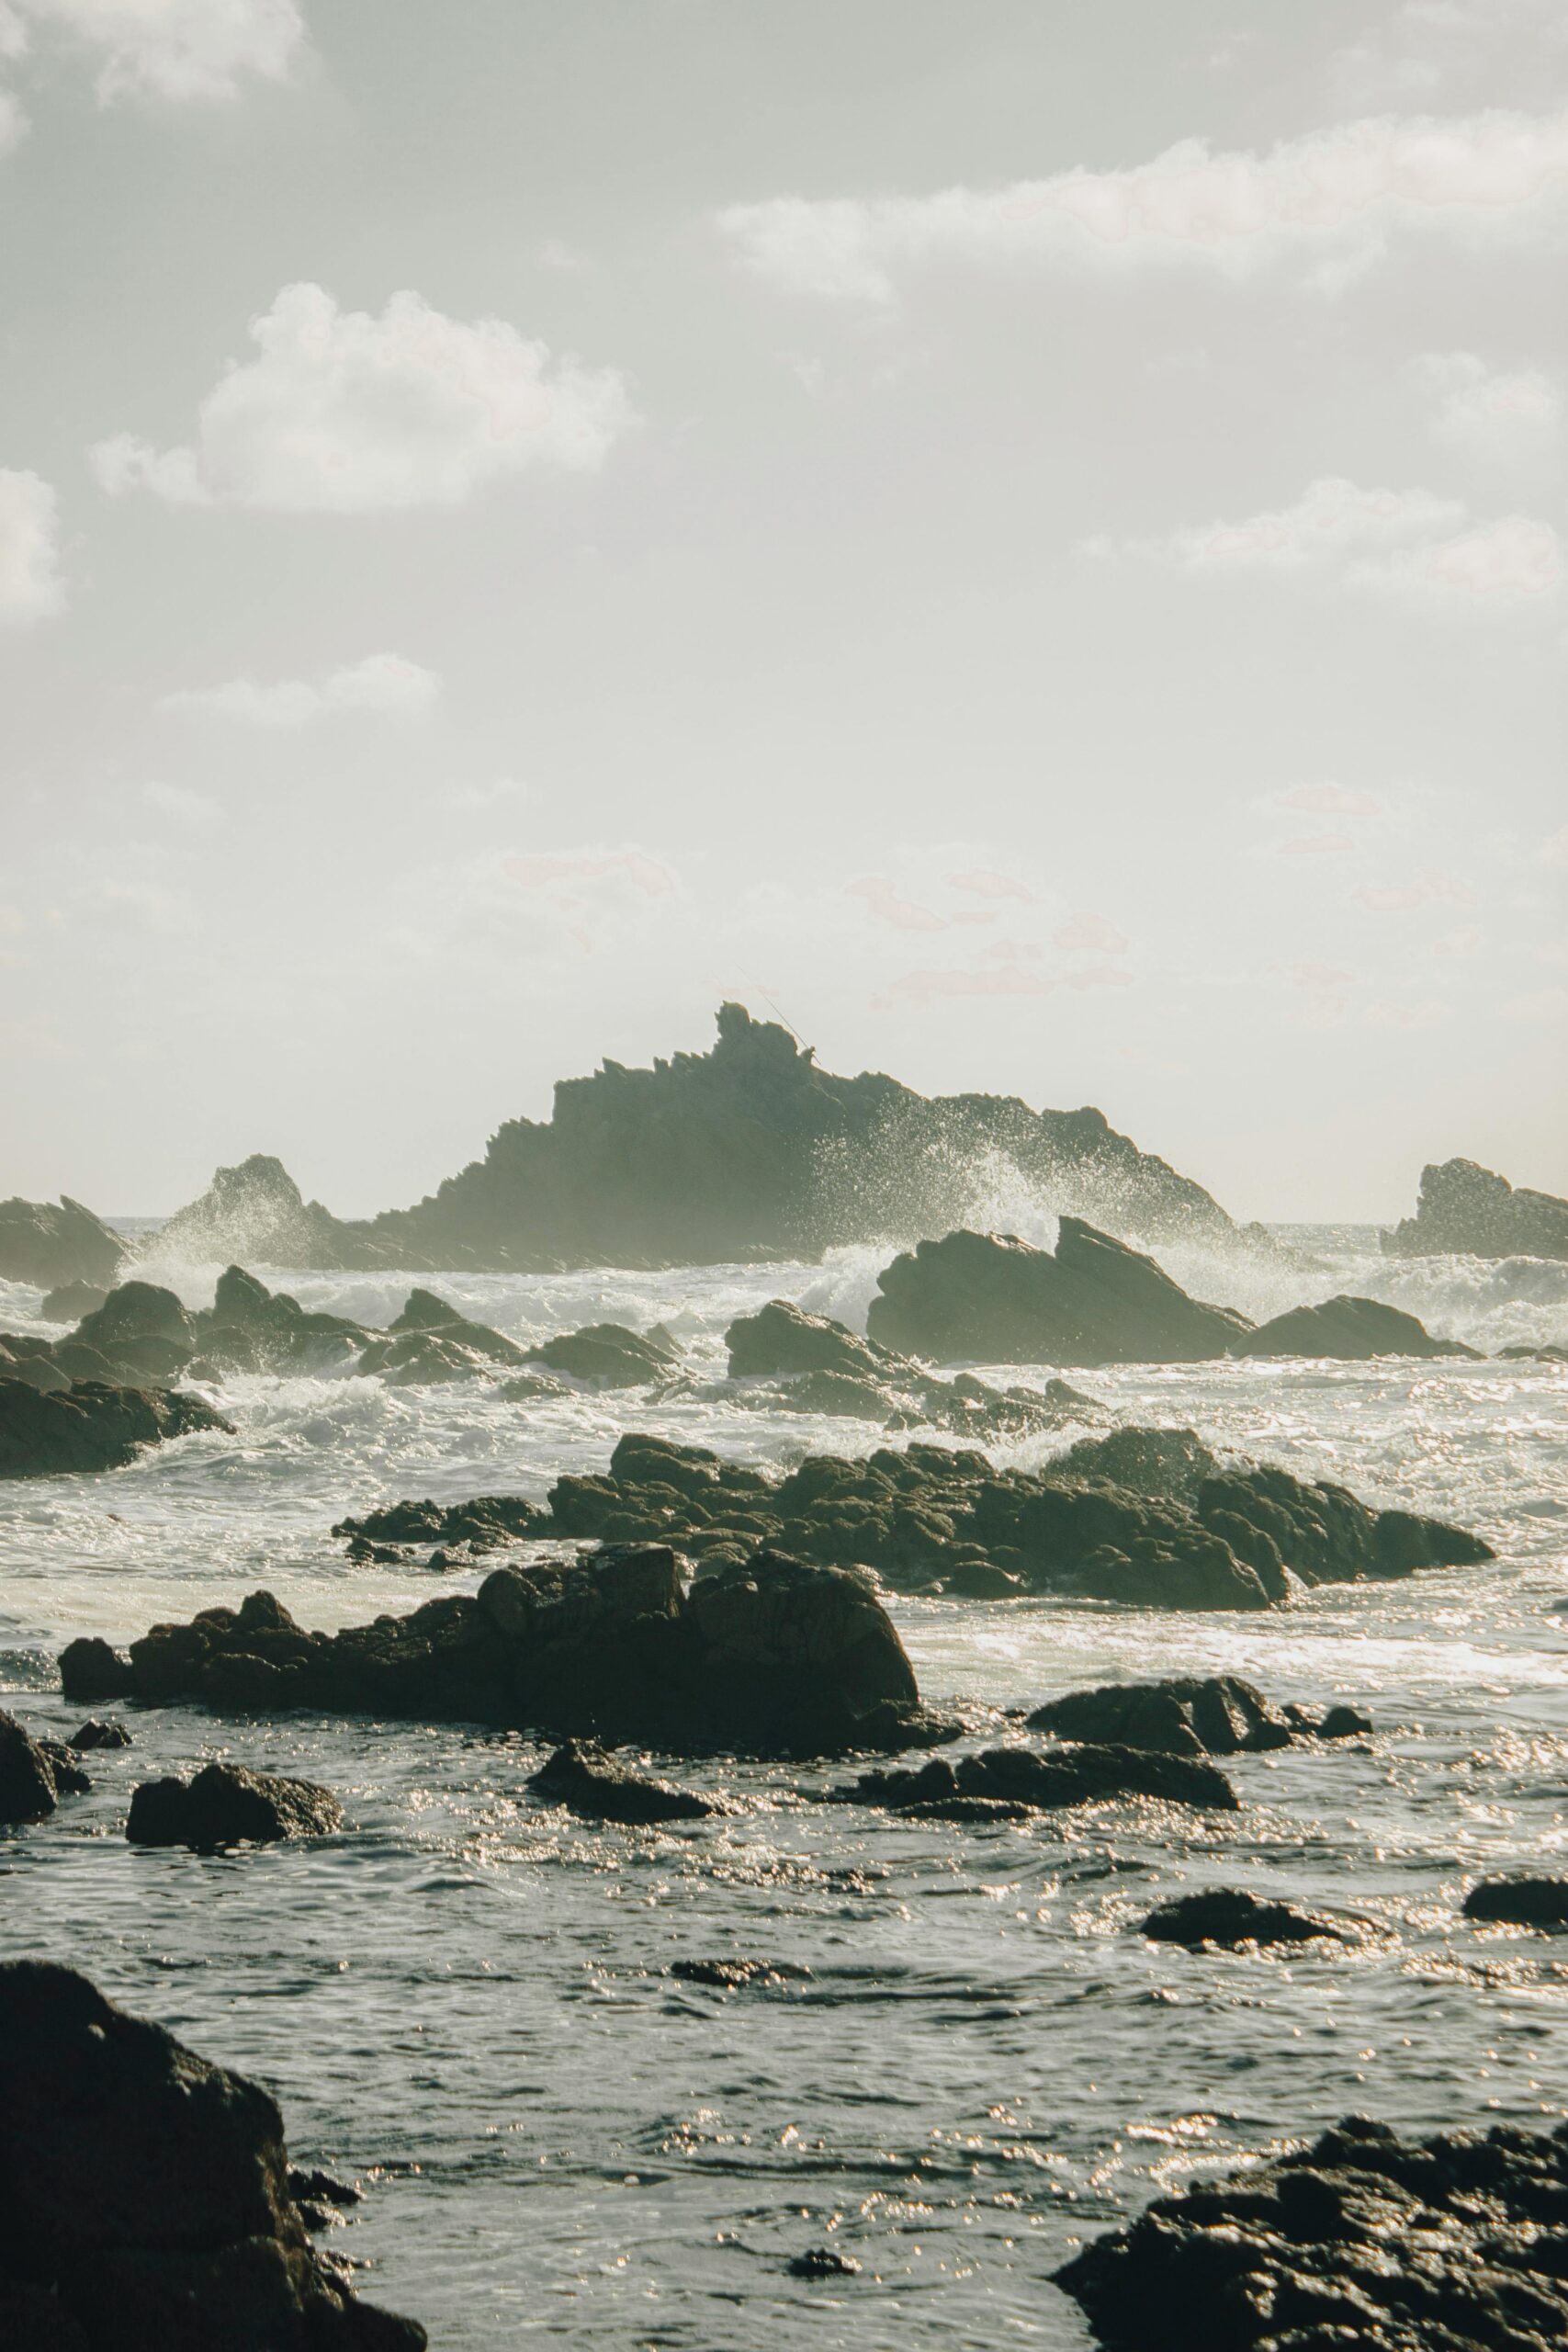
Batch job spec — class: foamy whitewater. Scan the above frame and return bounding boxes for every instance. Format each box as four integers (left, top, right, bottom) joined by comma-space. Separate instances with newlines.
2, 1227, 1565, 2348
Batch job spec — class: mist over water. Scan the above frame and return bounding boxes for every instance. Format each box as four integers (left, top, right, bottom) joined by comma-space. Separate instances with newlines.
2, 1223, 1564, 2346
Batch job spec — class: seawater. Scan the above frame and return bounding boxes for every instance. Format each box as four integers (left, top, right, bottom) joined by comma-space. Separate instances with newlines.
1, 1227, 1564, 2348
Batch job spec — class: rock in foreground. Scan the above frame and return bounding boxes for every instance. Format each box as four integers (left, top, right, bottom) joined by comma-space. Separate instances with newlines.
1386, 1156, 1568, 1261
126, 1762, 344, 1849
1055, 2112, 1568, 2352
64, 1551, 940, 1759
529, 1739, 718, 1823
0, 1708, 91, 1825
0, 1376, 232, 1479
0, 1959, 424, 2348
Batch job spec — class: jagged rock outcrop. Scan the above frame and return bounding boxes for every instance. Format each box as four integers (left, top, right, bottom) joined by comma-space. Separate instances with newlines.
0, 1708, 91, 1824
1026, 1675, 1369, 1756
0, 1376, 232, 1479
1139, 1888, 1351, 1947
0, 1959, 425, 2348
193, 1263, 370, 1375
838, 1741, 1238, 1817
149, 1153, 423, 1272
1235, 1293, 1481, 1360
0, 1194, 125, 1290
723, 1297, 1096, 1437
61, 1553, 946, 1759
1055, 2113, 1568, 2352
1386, 1156, 1568, 1261
126, 1763, 344, 1849
867, 1220, 1253, 1364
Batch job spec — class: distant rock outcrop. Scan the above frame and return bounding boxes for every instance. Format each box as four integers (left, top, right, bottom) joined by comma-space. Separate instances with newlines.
866, 1220, 1253, 1365
0, 1376, 232, 1479
1234, 1293, 1481, 1360
0, 1195, 125, 1290
149, 1153, 422, 1271
1385, 1157, 1568, 1261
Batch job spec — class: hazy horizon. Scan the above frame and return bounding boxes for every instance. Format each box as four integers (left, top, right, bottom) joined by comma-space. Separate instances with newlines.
3, 1, 1564, 1225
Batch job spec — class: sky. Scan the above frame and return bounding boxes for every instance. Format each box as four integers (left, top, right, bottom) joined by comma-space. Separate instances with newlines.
1, 0, 1564, 1225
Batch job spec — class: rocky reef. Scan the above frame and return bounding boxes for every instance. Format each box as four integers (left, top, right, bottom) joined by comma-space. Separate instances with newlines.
0, 1959, 425, 2348
0, 1375, 231, 1479
1385, 1157, 1568, 1261
0, 1193, 125, 1290
1055, 2112, 1568, 2352
61, 1549, 948, 1758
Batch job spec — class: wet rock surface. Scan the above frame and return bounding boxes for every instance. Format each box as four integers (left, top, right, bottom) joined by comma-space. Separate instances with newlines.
67, 1550, 942, 1759
1386, 1155, 1568, 1261
126, 1762, 345, 1849
0, 1376, 232, 1479
1140, 1888, 1351, 1947
1461, 1875, 1568, 1929
1055, 2112, 1568, 2352
522, 1320, 682, 1387
1026, 1674, 1364, 1756
839, 1741, 1239, 1815
529, 1739, 720, 1824
0, 1958, 425, 2348
1235, 1292, 1481, 1360
0, 1707, 92, 1825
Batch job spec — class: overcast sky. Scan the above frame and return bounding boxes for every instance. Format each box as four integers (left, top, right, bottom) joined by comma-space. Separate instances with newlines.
1, 0, 1564, 1223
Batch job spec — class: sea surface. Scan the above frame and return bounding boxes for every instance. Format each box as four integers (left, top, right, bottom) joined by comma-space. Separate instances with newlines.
2, 1223, 1565, 2348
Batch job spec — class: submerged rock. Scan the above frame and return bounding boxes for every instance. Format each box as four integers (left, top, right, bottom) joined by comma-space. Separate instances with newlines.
523, 1321, 682, 1387
0, 1194, 124, 1290
787, 2245, 862, 2279
0, 1708, 91, 1825
866, 1220, 1254, 1365
126, 1762, 344, 1849
1462, 1875, 1568, 1929
0, 1376, 232, 1479
1055, 2112, 1568, 2352
71, 1549, 941, 1760
840, 1742, 1238, 1815
1140, 1888, 1349, 1947
530, 1738, 718, 1824
1235, 1292, 1481, 1360
1386, 1155, 1568, 1261
0, 1959, 425, 2347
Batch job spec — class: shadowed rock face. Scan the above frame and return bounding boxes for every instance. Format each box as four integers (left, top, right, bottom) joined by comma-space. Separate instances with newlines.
840, 1742, 1239, 1816
529, 1739, 720, 1823
0, 1195, 125, 1290
126, 1763, 344, 1849
0, 1959, 425, 2349
62, 1551, 940, 1760
1139, 1888, 1350, 1948
0, 1709, 92, 1825
1055, 2113, 1568, 2352
1462, 1876, 1568, 1929
866, 1220, 1254, 1365
0, 1377, 232, 1480
1028, 1676, 1301, 1757
1235, 1293, 1482, 1360
1386, 1156, 1568, 1261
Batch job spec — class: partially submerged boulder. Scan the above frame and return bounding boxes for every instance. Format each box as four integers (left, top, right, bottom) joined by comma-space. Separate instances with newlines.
66, 1550, 940, 1759
194, 1264, 368, 1375
1386, 1156, 1568, 1261
523, 1321, 682, 1387
332, 1492, 547, 1562
529, 1738, 718, 1824
840, 1741, 1238, 1816
0, 1959, 425, 2347
126, 1763, 344, 1849
0, 1708, 91, 1825
1140, 1888, 1350, 1948
1028, 1676, 1299, 1756
1235, 1292, 1480, 1360
67, 1718, 131, 1751
1462, 1875, 1568, 1929
866, 1220, 1254, 1365
0, 1377, 233, 1479
1055, 2113, 1568, 2352
0, 1194, 124, 1290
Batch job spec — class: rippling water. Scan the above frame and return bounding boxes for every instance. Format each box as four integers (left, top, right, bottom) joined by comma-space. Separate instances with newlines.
2, 1227, 1565, 2347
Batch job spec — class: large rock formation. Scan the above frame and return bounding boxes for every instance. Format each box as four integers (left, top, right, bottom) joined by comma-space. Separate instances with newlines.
1234, 1293, 1481, 1360
1386, 1156, 1568, 1261
0, 1376, 232, 1479
61, 1552, 943, 1758
866, 1220, 1254, 1364
0, 1959, 425, 2348
1055, 2113, 1568, 2352
149, 1153, 422, 1272
0, 1194, 125, 1290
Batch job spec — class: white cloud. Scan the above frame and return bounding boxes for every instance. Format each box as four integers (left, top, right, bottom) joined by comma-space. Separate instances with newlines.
717, 102, 1568, 300
1276, 833, 1355, 856
15, 0, 303, 104
91, 282, 633, 513
1109, 478, 1466, 571
1419, 351, 1563, 456
160, 651, 441, 725
1431, 923, 1483, 956
1350, 514, 1562, 601
847, 875, 947, 932
143, 779, 220, 830
0, 467, 65, 623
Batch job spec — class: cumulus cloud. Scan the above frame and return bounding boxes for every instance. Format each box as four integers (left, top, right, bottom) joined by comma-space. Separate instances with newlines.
91, 282, 633, 512
14, 0, 303, 103
142, 779, 220, 830
1365, 998, 1448, 1028
1053, 912, 1128, 952
0, 466, 65, 623
1541, 824, 1568, 868
1349, 514, 1562, 602
506, 850, 675, 898
159, 651, 440, 724
1092, 478, 1465, 572
1431, 923, 1483, 957
874, 956, 1134, 1008
1419, 351, 1563, 457
717, 102, 1568, 300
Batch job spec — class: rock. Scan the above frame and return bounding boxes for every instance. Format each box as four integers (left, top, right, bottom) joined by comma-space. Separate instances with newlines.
59, 1637, 133, 1703
1496, 1341, 1568, 1363
1055, 2112, 1568, 2352
331, 1493, 546, 1558
381, 1288, 525, 1363
1028, 1675, 1298, 1757
0, 1195, 125, 1290
0, 1377, 232, 1479
74, 1280, 197, 1360
355, 1329, 498, 1386
40, 1280, 109, 1321
841, 1742, 1238, 1815
1314, 1702, 1373, 1739
728, 1298, 889, 1383
150, 1152, 421, 1272
529, 1739, 718, 1824
787, 2246, 861, 2278
1234, 1292, 1481, 1360
0, 1336, 72, 1391
1140, 1888, 1349, 1947
866, 1220, 1254, 1364
1462, 1875, 1568, 1929
669, 1957, 811, 1988
84, 1550, 939, 1760
126, 1762, 344, 1849
67, 1718, 131, 1751
523, 1321, 682, 1387
195, 1264, 369, 1374
0, 1959, 425, 2347
0, 1708, 91, 1824
1386, 1156, 1568, 1261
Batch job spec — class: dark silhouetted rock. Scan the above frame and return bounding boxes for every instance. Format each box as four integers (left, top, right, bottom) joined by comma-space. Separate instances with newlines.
0, 1958, 425, 2347
524, 1321, 682, 1387
59, 1637, 133, 1703
1235, 1292, 1481, 1360
67, 1718, 131, 1751
1462, 1875, 1568, 1929
1140, 1888, 1349, 1947
788, 2245, 861, 2278
1028, 1675, 1297, 1757
0, 1195, 124, 1290
1314, 1702, 1373, 1739
380, 1288, 525, 1363
41, 1280, 109, 1321
75, 1280, 196, 1361
192, 1263, 368, 1374
0, 1708, 91, 1824
669, 1957, 811, 1988
841, 1741, 1238, 1815
1386, 1156, 1568, 1261
331, 1492, 547, 1562
529, 1738, 717, 1823
867, 1220, 1254, 1365
0, 1377, 232, 1479
1055, 2112, 1568, 2352
126, 1762, 344, 1849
